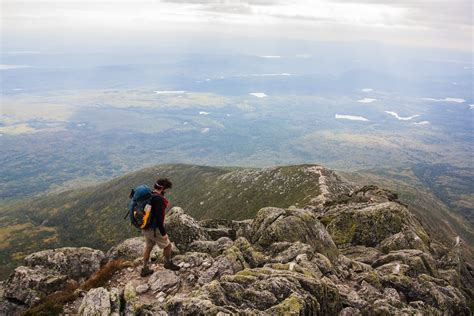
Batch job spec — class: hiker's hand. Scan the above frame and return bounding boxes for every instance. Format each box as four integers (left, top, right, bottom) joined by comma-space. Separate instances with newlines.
163, 234, 169, 241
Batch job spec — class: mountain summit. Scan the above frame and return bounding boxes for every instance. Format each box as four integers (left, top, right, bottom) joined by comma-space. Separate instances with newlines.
0, 164, 472, 315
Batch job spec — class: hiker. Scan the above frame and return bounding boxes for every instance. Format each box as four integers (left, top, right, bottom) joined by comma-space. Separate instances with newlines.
141, 178, 180, 277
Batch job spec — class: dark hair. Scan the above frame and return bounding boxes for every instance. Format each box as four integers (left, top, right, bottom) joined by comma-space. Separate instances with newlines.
154, 178, 172, 190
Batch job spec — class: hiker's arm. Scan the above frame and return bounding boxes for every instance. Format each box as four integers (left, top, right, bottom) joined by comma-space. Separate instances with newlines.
152, 197, 167, 236
157, 215, 166, 236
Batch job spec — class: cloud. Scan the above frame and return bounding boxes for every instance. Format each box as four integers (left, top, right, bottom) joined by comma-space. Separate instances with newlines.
155, 90, 186, 94
335, 114, 369, 121
413, 121, 430, 125
0, 64, 32, 70
385, 111, 420, 121
2, 0, 471, 51
199, 111, 210, 115
421, 97, 466, 103
361, 88, 373, 92
357, 98, 377, 103
249, 92, 267, 98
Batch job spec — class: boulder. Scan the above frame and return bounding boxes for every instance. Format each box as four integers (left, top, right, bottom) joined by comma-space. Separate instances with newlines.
340, 246, 383, 265
188, 237, 233, 257
3, 265, 68, 306
372, 249, 438, 277
25, 247, 105, 280
107, 237, 160, 260
250, 207, 339, 261
124, 282, 141, 315
378, 231, 430, 253
166, 207, 210, 251
265, 292, 319, 315
326, 202, 429, 248
148, 270, 180, 294
380, 273, 470, 315
267, 242, 313, 264
165, 295, 233, 315
79, 287, 121, 316
218, 267, 341, 314
199, 219, 237, 240
231, 219, 253, 240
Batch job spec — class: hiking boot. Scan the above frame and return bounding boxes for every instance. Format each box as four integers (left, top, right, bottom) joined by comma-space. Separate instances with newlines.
140, 266, 154, 277
164, 261, 181, 271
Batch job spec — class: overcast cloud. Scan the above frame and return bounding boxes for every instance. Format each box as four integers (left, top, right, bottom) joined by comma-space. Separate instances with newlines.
1, 0, 472, 52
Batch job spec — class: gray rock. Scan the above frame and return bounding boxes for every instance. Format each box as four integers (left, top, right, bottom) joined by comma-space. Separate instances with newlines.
250, 207, 339, 261
339, 307, 362, 316
372, 249, 438, 277
230, 219, 253, 240
166, 207, 210, 251
79, 287, 113, 316
188, 237, 233, 257
136, 284, 150, 294
340, 246, 383, 265
326, 202, 430, 249
124, 282, 141, 315
268, 241, 313, 264
165, 295, 233, 315
24, 247, 105, 280
109, 287, 122, 316
3, 265, 68, 306
199, 219, 237, 240
378, 231, 430, 253
148, 270, 180, 294
106, 237, 161, 261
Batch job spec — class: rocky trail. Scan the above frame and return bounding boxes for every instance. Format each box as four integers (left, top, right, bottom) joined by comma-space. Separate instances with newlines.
0, 166, 472, 315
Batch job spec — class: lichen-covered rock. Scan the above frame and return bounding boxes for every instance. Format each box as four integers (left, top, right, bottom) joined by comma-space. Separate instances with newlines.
188, 237, 233, 257
148, 270, 180, 294
265, 292, 319, 315
79, 287, 116, 316
378, 230, 430, 253
339, 306, 362, 316
372, 249, 438, 277
166, 207, 210, 251
0, 281, 27, 315
106, 237, 161, 260
3, 265, 68, 306
326, 202, 429, 249
438, 239, 474, 301
250, 207, 339, 261
124, 282, 141, 315
230, 219, 253, 240
109, 287, 122, 316
200, 219, 237, 240
380, 273, 470, 315
340, 246, 383, 265
165, 295, 234, 315
24, 247, 105, 280
267, 241, 313, 264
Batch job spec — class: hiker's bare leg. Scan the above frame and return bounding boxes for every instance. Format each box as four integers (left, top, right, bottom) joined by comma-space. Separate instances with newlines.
163, 243, 172, 262
143, 243, 154, 268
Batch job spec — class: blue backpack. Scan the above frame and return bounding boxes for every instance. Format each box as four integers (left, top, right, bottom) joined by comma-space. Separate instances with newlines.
125, 185, 153, 230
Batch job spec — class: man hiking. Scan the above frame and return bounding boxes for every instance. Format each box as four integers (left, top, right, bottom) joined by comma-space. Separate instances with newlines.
141, 178, 180, 277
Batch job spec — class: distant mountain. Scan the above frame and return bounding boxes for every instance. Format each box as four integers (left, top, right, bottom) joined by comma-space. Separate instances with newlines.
0, 163, 471, 280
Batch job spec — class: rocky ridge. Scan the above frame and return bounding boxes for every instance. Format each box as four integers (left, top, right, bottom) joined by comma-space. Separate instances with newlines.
0, 165, 472, 315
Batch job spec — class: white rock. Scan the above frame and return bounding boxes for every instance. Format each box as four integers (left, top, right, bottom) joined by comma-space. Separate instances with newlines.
135, 284, 149, 294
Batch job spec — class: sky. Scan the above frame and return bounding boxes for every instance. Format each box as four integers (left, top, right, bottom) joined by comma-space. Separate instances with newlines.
1, 0, 473, 52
